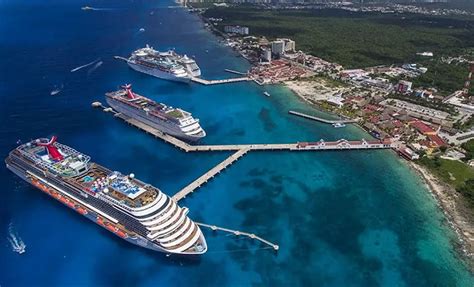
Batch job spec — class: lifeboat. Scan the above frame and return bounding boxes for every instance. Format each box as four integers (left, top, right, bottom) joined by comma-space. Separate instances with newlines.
106, 224, 116, 233
76, 207, 88, 215
116, 230, 127, 238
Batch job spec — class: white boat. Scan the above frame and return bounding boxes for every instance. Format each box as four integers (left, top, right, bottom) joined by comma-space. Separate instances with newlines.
263, 91, 270, 97
332, 122, 346, 128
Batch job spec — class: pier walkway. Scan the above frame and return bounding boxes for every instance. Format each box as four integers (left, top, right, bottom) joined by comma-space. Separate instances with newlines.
196, 222, 279, 251
113, 112, 396, 153
224, 69, 248, 76
172, 148, 250, 201
289, 110, 358, 125
95, 103, 398, 203
191, 76, 250, 85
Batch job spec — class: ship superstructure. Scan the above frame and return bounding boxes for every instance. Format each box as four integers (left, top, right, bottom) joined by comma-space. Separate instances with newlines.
5, 137, 207, 255
125, 45, 201, 81
106, 84, 206, 142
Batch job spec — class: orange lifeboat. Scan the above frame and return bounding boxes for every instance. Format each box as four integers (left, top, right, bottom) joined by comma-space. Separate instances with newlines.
106, 224, 116, 233
76, 207, 88, 215
116, 230, 127, 238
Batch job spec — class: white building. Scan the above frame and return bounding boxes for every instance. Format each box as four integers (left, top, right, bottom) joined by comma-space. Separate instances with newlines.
271, 40, 285, 56
261, 48, 271, 62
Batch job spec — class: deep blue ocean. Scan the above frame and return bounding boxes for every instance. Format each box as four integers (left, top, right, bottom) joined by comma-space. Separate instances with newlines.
0, 0, 473, 286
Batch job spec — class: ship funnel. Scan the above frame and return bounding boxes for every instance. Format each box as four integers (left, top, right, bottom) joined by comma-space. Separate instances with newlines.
36, 136, 64, 161
121, 84, 136, 99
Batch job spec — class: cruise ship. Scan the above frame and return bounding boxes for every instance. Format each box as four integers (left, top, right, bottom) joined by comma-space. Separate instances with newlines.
124, 45, 201, 82
5, 137, 207, 255
106, 84, 206, 142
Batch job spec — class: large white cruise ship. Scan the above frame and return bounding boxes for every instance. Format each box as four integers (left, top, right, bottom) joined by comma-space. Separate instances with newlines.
124, 45, 201, 82
106, 84, 206, 142
5, 137, 207, 255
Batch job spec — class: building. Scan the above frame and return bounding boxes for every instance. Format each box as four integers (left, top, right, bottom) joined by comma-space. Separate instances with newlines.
260, 48, 271, 63
278, 38, 295, 53
271, 40, 285, 56
396, 80, 413, 94
224, 25, 249, 35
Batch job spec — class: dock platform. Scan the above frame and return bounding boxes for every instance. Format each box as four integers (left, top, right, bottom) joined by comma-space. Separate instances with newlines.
289, 110, 357, 125
224, 69, 248, 76
191, 76, 250, 85
172, 148, 250, 201
95, 103, 398, 202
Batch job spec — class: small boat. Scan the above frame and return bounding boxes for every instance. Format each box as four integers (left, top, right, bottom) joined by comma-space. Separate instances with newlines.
332, 122, 346, 128
139, 28, 145, 32
50, 84, 63, 96
263, 91, 270, 97
150, 11, 155, 16
81, 6, 93, 11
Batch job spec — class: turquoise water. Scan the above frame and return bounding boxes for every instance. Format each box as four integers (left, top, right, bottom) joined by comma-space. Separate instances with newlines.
0, 0, 472, 286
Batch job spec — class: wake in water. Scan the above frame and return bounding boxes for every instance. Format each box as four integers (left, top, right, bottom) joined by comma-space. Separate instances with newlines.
87, 61, 103, 76
70, 58, 100, 73
81, 6, 120, 11
50, 83, 64, 96
8, 223, 26, 255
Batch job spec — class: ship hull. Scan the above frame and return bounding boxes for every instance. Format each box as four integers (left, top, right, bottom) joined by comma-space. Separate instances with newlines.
128, 62, 190, 83
106, 97, 205, 142
5, 159, 172, 253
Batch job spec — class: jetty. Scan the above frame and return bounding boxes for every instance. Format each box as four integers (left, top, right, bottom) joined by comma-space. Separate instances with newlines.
94, 102, 398, 202
172, 148, 250, 201
196, 222, 279, 251
288, 110, 358, 125
190, 76, 250, 86
224, 69, 248, 76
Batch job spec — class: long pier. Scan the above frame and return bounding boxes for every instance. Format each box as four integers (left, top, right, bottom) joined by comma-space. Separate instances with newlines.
289, 110, 357, 125
196, 222, 279, 251
191, 76, 250, 85
224, 69, 248, 76
101, 107, 397, 153
94, 103, 398, 203
172, 148, 250, 201
113, 56, 250, 86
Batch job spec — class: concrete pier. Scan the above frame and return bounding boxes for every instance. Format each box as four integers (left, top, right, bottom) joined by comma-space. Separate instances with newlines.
190, 76, 250, 85
106, 109, 397, 153
224, 69, 248, 76
95, 103, 398, 202
172, 148, 250, 201
196, 222, 279, 251
288, 110, 357, 125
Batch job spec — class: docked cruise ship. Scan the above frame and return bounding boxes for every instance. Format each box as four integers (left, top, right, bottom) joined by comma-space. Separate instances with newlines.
124, 45, 201, 82
106, 84, 206, 142
5, 137, 207, 255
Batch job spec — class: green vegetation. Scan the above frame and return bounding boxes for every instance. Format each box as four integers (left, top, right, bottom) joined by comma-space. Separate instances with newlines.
462, 139, 474, 160
458, 179, 474, 205
454, 115, 474, 132
204, 7, 474, 68
204, 7, 474, 94
418, 157, 474, 188
411, 60, 470, 96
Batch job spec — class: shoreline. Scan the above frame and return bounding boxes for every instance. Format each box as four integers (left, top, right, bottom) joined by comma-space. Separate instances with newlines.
407, 162, 474, 268
186, 5, 474, 271
285, 80, 474, 269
